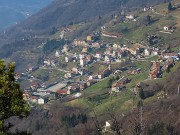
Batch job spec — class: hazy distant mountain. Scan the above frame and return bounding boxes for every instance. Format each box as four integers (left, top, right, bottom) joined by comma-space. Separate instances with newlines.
0, 0, 52, 30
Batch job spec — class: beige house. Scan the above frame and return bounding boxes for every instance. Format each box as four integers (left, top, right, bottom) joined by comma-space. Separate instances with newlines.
126, 15, 134, 20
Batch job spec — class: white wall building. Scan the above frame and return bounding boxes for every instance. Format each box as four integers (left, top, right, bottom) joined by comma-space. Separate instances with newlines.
38, 98, 45, 105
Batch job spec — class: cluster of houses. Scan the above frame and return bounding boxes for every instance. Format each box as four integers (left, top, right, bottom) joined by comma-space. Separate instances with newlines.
149, 52, 179, 79
21, 80, 59, 105
62, 38, 164, 70
55, 80, 97, 97
20, 35, 179, 105
111, 77, 130, 93
19, 39, 179, 106
163, 26, 175, 33
17, 6, 180, 107
23, 88, 52, 105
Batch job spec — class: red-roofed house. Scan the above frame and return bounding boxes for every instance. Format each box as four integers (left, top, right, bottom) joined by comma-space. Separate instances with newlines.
162, 53, 179, 60
96, 52, 103, 59
56, 90, 68, 95
98, 66, 111, 79
111, 77, 129, 92
149, 62, 161, 79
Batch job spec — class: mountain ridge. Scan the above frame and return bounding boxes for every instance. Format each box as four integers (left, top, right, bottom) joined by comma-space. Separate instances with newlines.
0, 0, 164, 47
0, 0, 52, 30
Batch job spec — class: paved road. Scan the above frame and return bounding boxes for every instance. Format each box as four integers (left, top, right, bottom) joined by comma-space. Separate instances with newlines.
152, 10, 166, 16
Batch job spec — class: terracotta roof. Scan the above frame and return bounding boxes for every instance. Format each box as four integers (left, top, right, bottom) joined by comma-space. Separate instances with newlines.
112, 80, 126, 88
57, 90, 68, 94
30, 96, 38, 100
163, 53, 178, 57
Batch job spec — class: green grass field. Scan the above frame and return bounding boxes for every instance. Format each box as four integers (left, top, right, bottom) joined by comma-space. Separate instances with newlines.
32, 68, 65, 84
65, 75, 138, 117
87, 63, 107, 74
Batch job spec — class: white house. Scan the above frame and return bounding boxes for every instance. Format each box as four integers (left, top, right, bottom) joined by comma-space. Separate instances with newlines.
151, 50, 159, 56
38, 98, 45, 105
80, 59, 87, 67
104, 55, 111, 62
67, 89, 72, 95
143, 7, 148, 11
163, 26, 174, 32
55, 51, 60, 57
63, 45, 69, 52
104, 120, 112, 132
79, 53, 86, 60
65, 56, 73, 63
88, 75, 94, 80
44, 59, 51, 66
164, 26, 169, 31
96, 52, 103, 59
144, 48, 151, 56
65, 72, 72, 79
112, 43, 118, 49
51, 60, 56, 67
126, 15, 134, 20
72, 67, 79, 74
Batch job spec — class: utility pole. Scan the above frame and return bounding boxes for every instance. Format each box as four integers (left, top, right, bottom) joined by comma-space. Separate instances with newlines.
140, 105, 143, 131
138, 100, 143, 131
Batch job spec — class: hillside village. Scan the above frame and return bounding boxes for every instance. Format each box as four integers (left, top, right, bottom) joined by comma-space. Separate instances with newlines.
14, 1, 180, 108
1, 0, 180, 134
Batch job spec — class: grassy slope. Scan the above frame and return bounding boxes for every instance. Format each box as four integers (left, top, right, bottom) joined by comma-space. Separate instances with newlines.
87, 63, 107, 74
32, 68, 65, 84
104, 1, 180, 50
65, 54, 179, 118
66, 76, 137, 117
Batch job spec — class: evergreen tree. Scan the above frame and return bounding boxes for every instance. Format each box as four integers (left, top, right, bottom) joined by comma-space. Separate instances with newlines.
139, 89, 145, 99
35, 120, 41, 131
168, 2, 173, 11
0, 60, 29, 134
147, 15, 152, 25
